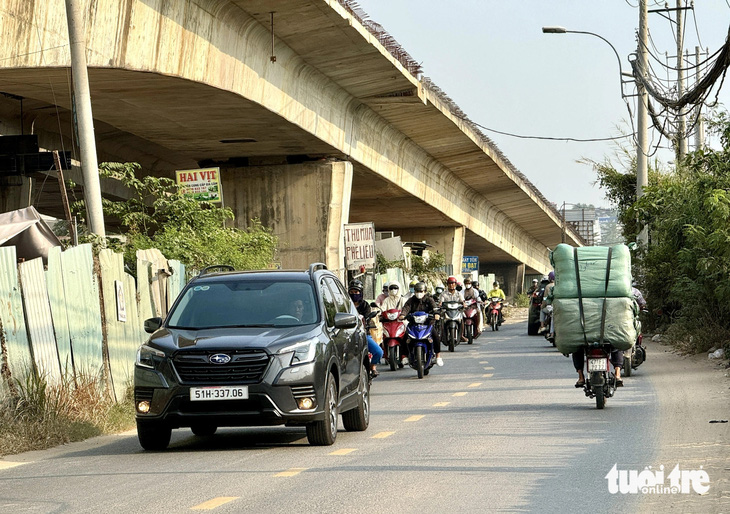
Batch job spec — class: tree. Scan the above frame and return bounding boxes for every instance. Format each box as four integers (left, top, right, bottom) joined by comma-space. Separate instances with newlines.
71, 162, 278, 273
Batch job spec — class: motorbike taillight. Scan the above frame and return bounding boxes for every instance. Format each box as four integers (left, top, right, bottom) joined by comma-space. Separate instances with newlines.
587, 348, 604, 358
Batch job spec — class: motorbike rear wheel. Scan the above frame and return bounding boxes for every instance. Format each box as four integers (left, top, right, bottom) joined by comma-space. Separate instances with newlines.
388, 345, 398, 372
595, 387, 606, 409
623, 353, 632, 377
466, 325, 473, 345
416, 346, 425, 379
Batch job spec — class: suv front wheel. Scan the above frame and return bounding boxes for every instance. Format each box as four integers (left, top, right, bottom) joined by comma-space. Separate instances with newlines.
137, 420, 172, 451
342, 364, 370, 431
306, 372, 338, 445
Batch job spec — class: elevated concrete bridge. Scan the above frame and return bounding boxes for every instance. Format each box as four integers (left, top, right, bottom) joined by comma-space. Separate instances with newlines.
0, 0, 582, 291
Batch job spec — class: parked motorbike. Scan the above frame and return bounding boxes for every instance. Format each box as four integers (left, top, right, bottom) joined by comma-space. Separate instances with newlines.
381, 308, 406, 371
441, 300, 464, 352
581, 343, 618, 409
486, 297, 503, 331
405, 311, 436, 379
463, 298, 480, 344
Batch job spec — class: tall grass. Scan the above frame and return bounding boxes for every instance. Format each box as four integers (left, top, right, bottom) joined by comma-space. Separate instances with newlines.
0, 369, 134, 456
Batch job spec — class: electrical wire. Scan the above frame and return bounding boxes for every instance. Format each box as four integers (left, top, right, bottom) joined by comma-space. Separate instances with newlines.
452, 115, 634, 142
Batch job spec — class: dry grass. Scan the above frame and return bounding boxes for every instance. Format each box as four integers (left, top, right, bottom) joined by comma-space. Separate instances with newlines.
0, 371, 135, 456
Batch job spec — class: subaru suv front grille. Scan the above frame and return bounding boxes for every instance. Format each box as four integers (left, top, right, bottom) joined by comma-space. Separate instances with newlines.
172, 349, 270, 384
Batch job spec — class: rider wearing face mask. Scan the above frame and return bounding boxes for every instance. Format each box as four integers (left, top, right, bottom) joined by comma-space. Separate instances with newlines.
348, 279, 383, 378
401, 282, 443, 366
380, 280, 406, 312
463, 276, 482, 337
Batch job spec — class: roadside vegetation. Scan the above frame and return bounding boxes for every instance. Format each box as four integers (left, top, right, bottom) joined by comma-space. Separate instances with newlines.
0, 371, 134, 456
590, 110, 730, 355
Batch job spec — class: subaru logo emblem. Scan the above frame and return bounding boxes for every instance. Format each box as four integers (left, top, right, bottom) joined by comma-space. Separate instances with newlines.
209, 353, 231, 365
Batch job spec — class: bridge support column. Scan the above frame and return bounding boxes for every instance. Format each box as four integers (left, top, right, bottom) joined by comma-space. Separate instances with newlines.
223, 161, 353, 276
393, 226, 465, 275
0, 177, 31, 212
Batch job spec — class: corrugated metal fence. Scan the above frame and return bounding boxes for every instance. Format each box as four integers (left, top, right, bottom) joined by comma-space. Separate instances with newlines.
0, 244, 184, 402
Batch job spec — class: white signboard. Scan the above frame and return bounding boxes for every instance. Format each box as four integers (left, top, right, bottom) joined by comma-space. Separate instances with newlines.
175, 167, 222, 203
344, 222, 376, 270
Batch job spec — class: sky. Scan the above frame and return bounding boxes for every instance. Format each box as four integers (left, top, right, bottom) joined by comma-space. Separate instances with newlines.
358, 1, 730, 209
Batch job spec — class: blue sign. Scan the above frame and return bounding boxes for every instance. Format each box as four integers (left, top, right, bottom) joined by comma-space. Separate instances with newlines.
462, 256, 479, 274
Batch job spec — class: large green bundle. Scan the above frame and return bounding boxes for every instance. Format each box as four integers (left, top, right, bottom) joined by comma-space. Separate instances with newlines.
553, 297, 638, 354
551, 244, 632, 299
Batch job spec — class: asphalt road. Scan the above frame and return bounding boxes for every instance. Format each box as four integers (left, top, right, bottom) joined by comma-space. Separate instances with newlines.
0, 313, 727, 513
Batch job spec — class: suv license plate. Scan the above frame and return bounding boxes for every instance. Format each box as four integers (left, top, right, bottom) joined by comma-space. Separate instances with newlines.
190, 386, 249, 401
587, 358, 607, 372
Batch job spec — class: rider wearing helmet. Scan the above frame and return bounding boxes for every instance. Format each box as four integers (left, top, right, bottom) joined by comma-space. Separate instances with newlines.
463, 276, 482, 337
401, 282, 443, 367
381, 280, 406, 312
539, 272, 555, 334
487, 281, 506, 324
375, 282, 389, 307
348, 279, 383, 378
441, 276, 464, 304
404, 278, 419, 301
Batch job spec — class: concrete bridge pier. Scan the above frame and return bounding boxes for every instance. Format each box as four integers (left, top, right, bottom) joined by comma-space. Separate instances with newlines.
223, 160, 353, 277
391, 227, 466, 277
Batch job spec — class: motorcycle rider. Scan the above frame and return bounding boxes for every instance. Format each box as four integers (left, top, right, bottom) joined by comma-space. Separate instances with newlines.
348, 280, 383, 378
404, 279, 419, 301
486, 281, 506, 325
573, 346, 624, 388
375, 282, 389, 307
538, 272, 555, 334
442, 276, 465, 341
380, 280, 408, 365
432, 285, 445, 305
463, 276, 482, 337
527, 278, 539, 295
400, 282, 443, 367
632, 281, 647, 311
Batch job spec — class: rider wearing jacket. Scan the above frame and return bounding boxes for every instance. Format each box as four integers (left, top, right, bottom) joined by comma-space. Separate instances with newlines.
401, 282, 443, 367
348, 280, 383, 378
486, 281, 506, 324
463, 276, 482, 337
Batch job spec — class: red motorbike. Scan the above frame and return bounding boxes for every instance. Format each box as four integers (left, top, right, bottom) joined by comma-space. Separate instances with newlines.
381, 308, 406, 371
487, 297, 503, 331
463, 298, 480, 344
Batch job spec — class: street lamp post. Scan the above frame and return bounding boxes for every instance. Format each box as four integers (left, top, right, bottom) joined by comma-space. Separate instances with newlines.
543, 25, 648, 247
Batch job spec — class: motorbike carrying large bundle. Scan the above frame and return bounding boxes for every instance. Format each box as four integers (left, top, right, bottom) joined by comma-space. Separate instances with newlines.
550, 244, 639, 354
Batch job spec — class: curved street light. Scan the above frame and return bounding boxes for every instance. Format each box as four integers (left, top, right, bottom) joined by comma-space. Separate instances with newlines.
542, 26, 629, 99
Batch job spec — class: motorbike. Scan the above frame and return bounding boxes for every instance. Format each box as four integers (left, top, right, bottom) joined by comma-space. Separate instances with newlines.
581, 343, 618, 409
528, 284, 548, 335
405, 311, 436, 379
463, 298, 480, 344
381, 308, 406, 371
441, 300, 464, 352
542, 305, 555, 346
486, 297, 503, 331
622, 327, 647, 377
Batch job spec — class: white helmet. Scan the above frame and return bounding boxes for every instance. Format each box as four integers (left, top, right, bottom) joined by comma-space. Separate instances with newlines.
388, 281, 401, 297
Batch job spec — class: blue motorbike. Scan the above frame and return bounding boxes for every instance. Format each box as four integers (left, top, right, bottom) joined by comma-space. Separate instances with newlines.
406, 311, 436, 379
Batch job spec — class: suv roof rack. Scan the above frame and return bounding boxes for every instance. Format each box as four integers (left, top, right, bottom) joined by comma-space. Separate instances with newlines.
308, 262, 327, 278
198, 264, 235, 276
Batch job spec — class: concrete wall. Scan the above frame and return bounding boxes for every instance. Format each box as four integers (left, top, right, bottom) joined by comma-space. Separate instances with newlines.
223, 161, 352, 275
392, 226, 465, 273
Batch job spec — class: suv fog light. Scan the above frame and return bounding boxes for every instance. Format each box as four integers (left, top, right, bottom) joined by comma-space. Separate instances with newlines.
137, 400, 151, 413
297, 397, 315, 410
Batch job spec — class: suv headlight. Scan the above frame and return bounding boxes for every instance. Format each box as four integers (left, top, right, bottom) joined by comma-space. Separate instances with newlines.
277, 338, 318, 366
136, 345, 165, 369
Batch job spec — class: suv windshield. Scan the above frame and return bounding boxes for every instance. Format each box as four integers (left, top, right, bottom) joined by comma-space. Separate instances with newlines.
167, 279, 319, 329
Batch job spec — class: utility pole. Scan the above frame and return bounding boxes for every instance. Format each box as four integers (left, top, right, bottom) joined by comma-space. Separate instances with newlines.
694, 46, 705, 149
676, 0, 687, 160
637, 0, 649, 247
64, 0, 105, 237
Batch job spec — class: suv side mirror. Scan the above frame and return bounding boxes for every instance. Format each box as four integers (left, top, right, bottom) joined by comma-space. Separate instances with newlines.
334, 312, 357, 329
144, 317, 163, 334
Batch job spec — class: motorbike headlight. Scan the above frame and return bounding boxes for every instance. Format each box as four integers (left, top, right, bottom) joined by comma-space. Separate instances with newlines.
278, 338, 318, 366
136, 345, 165, 369
386, 312, 398, 321
413, 314, 428, 324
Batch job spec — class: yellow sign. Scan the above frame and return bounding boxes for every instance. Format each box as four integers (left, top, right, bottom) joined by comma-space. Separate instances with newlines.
175, 167, 222, 203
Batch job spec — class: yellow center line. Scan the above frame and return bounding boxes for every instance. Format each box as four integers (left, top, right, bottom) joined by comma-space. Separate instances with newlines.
275, 468, 308, 477
483, 366, 494, 370
372, 431, 395, 439
468, 382, 482, 388
483, 373, 494, 378
329, 448, 358, 456
433, 401, 450, 407
452, 392, 468, 397
0, 461, 28, 470
479, 361, 489, 364
404, 415, 424, 422
191, 497, 239, 510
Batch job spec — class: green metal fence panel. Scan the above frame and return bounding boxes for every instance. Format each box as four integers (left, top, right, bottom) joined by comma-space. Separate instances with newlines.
19, 257, 62, 385
61, 244, 103, 377
46, 246, 74, 375
0, 246, 32, 395
167, 260, 185, 309
100, 249, 141, 401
